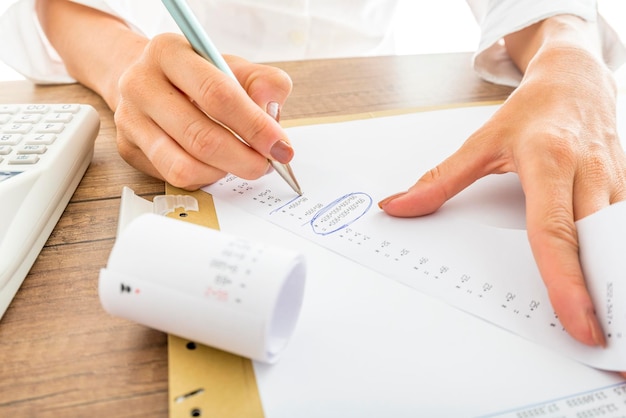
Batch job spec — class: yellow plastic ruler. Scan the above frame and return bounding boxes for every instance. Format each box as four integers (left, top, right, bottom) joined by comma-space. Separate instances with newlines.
164, 184, 264, 418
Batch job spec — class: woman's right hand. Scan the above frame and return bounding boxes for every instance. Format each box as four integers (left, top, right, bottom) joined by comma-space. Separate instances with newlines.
113, 33, 294, 190
37, 2, 294, 190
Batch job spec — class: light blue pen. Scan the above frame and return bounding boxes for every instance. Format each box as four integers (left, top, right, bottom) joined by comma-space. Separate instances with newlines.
161, 0, 303, 195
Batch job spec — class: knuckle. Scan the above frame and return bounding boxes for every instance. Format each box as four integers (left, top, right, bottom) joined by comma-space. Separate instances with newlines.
271, 67, 293, 95
115, 134, 134, 162
241, 160, 270, 180
113, 102, 130, 124
579, 154, 612, 184
415, 165, 451, 203
242, 110, 272, 144
578, 139, 621, 183
245, 66, 293, 102
114, 129, 143, 170
421, 165, 446, 189
162, 156, 198, 189
147, 33, 181, 60
536, 134, 578, 169
421, 165, 443, 183
198, 75, 235, 109
113, 103, 143, 138
183, 118, 223, 159
117, 65, 145, 98
117, 56, 157, 101
258, 66, 293, 96
528, 206, 578, 250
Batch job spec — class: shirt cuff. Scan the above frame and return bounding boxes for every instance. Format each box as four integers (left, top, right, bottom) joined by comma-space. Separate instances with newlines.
471, 0, 625, 87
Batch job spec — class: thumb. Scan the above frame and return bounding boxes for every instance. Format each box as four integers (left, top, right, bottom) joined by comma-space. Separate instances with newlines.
379, 140, 494, 217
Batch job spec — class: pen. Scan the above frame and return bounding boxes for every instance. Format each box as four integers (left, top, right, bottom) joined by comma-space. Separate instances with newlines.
161, 0, 303, 196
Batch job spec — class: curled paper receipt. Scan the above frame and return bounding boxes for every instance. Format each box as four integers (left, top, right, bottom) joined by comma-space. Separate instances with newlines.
99, 213, 306, 363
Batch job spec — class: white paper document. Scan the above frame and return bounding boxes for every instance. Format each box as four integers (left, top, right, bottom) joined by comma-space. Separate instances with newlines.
204, 102, 626, 416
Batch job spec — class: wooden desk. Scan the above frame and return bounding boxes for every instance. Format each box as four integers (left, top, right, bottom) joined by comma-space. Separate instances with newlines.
0, 54, 513, 417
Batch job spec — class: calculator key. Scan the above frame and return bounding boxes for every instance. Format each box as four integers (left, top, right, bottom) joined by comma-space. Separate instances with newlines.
3, 123, 33, 134
35, 123, 65, 133
0, 134, 22, 145
22, 104, 50, 113
0, 146, 12, 155
52, 104, 81, 113
0, 105, 19, 114
0, 114, 11, 124
18, 144, 47, 154
25, 133, 56, 145
14, 114, 42, 123
44, 113, 73, 123
8, 154, 40, 164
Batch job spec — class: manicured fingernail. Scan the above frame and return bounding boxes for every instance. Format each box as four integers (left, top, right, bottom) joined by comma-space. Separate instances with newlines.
266, 101, 280, 121
270, 139, 293, 163
378, 192, 406, 209
587, 312, 607, 348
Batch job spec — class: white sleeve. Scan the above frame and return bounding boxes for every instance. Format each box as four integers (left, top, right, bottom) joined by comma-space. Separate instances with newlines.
465, 0, 626, 87
0, 0, 75, 84
0, 0, 170, 85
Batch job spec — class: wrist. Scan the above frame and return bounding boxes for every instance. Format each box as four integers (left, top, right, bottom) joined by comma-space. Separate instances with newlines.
505, 15, 604, 74
99, 32, 148, 110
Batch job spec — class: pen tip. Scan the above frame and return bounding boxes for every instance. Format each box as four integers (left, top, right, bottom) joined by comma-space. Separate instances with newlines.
269, 160, 302, 197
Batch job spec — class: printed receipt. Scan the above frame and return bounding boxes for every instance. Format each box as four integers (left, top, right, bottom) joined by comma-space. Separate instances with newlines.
99, 213, 306, 363
577, 200, 626, 367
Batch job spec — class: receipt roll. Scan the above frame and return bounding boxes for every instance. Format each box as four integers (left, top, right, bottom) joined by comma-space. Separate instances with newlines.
99, 213, 306, 363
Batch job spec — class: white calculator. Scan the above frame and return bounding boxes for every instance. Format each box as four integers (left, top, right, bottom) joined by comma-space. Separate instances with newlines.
0, 104, 100, 319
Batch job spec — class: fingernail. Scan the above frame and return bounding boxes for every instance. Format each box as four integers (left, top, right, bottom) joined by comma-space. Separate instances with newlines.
587, 312, 607, 348
266, 101, 280, 122
378, 192, 406, 209
270, 139, 293, 164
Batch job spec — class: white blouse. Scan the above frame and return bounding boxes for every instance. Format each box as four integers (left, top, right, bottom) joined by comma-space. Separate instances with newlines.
0, 0, 624, 86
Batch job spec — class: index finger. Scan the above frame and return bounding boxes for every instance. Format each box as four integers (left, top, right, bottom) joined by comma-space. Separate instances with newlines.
156, 35, 292, 162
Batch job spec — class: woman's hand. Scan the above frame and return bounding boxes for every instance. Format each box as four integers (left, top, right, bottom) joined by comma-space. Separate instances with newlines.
380, 17, 626, 378
37, 1, 294, 190
113, 33, 294, 189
